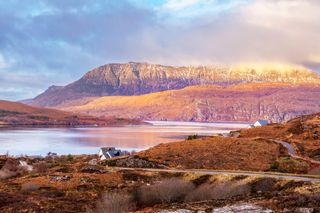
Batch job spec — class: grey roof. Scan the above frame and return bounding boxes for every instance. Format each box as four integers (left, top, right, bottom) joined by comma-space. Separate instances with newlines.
255, 120, 269, 125
100, 147, 121, 158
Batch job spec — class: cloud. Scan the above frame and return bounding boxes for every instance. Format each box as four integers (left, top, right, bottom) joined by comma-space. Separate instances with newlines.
162, 0, 202, 10
0, 0, 319, 100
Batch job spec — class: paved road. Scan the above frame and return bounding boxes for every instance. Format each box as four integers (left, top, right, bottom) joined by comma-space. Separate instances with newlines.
114, 167, 320, 182
270, 139, 320, 165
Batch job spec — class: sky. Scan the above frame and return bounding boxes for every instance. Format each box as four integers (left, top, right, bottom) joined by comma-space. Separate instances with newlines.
0, 0, 320, 100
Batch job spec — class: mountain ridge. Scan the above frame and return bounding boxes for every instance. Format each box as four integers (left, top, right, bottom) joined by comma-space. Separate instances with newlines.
27, 62, 320, 107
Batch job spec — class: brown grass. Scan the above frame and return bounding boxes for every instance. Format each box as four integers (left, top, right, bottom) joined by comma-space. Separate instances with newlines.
185, 180, 251, 202
138, 137, 280, 171
93, 192, 135, 213
135, 178, 194, 206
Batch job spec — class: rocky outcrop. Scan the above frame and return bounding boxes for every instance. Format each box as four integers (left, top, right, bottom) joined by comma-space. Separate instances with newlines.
28, 62, 320, 107
105, 156, 167, 168
211, 203, 274, 213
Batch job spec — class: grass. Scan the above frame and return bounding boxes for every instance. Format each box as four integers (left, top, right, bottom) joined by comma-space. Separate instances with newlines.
112, 167, 320, 180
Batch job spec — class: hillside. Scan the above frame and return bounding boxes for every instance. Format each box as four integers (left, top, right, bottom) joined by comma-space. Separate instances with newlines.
138, 137, 281, 171
239, 112, 320, 161
135, 112, 320, 173
27, 62, 320, 107
0, 100, 142, 127
62, 83, 320, 123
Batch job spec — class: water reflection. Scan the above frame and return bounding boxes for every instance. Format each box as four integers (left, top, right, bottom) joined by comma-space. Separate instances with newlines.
0, 121, 248, 156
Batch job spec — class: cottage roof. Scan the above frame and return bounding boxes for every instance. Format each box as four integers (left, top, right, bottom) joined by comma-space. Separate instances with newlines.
255, 120, 269, 126
100, 147, 121, 158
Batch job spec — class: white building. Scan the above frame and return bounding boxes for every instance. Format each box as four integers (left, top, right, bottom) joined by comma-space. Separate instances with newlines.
248, 120, 269, 128
253, 120, 269, 127
98, 147, 122, 160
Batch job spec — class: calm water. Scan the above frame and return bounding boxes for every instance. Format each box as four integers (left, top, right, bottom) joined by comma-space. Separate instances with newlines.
0, 121, 248, 156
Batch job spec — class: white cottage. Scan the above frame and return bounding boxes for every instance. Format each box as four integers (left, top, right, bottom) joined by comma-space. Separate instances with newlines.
253, 120, 269, 127
247, 120, 269, 128
98, 147, 122, 160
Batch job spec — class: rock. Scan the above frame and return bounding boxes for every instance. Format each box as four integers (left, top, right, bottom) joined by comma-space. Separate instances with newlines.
80, 165, 106, 174
294, 208, 314, 213
19, 160, 33, 172
158, 209, 193, 213
107, 156, 167, 168
49, 175, 71, 182
212, 203, 274, 213
88, 159, 97, 165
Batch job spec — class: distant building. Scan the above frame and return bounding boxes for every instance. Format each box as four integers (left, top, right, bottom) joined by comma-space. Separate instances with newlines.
254, 120, 269, 127
248, 120, 269, 128
98, 147, 122, 160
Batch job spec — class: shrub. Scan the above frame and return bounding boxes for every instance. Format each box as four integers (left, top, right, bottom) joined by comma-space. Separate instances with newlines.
135, 178, 194, 206
0, 169, 16, 179
276, 157, 310, 173
27, 115, 49, 120
0, 159, 20, 179
33, 162, 48, 173
94, 192, 135, 213
21, 182, 39, 192
251, 177, 276, 193
191, 174, 211, 186
185, 180, 251, 202
2, 159, 19, 172
186, 135, 199, 140
269, 161, 279, 171
67, 154, 74, 161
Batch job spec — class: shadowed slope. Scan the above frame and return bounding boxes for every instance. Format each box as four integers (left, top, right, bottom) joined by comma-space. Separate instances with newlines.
62, 83, 320, 123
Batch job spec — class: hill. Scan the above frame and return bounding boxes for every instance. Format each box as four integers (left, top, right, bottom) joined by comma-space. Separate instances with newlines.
136, 112, 320, 173
62, 83, 320, 123
26, 62, 320, 107
0, 100, 142, 127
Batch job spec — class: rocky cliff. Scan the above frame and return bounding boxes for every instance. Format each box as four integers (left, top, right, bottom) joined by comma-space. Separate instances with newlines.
61, 83, 320, 123
28, 62, 320, 107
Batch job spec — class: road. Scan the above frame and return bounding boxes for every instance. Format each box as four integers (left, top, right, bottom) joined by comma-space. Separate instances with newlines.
270, 139, 320, 164
114, 167, 320, 182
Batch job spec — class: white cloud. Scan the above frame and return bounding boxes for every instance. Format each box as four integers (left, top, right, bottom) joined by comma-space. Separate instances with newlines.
0, 54, 8, 69
162, 0, 202, 10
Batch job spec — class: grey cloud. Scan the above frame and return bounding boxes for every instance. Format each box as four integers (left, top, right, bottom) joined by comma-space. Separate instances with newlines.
0, 0, 320, 100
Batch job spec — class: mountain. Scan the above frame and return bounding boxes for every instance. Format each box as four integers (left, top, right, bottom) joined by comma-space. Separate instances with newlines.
62, 83, 320, 123
27, 62, 320, 107
0, 100, 142, 127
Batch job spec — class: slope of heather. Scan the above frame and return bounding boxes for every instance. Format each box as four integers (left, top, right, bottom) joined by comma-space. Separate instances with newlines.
62, 83, 320, 123
27, 62, 320, 107
239, 112, 320, 161
0, 100, 142, 127
138, 137, 281, 171
135, 112, 320, 173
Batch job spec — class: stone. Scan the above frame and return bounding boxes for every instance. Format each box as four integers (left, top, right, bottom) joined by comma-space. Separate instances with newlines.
294, 208, 314, 213
158, 209, 193, 213
212, 203, 274, 213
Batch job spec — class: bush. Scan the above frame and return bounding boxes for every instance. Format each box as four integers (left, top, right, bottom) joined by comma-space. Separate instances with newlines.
94, 192, 135, 213
185, 180, 251, 202
251, 178, 276, 193
186, 135, 199, 140
269, 161, 279, 171
135, 178, 194, 206
276, 157, 310, 173
33, 162, 48, 173
27, 115, 49, 120
21, 182, 39, 192
67, 154, 74, 161
0, 159, 20, 179
2, 159, 19, 172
